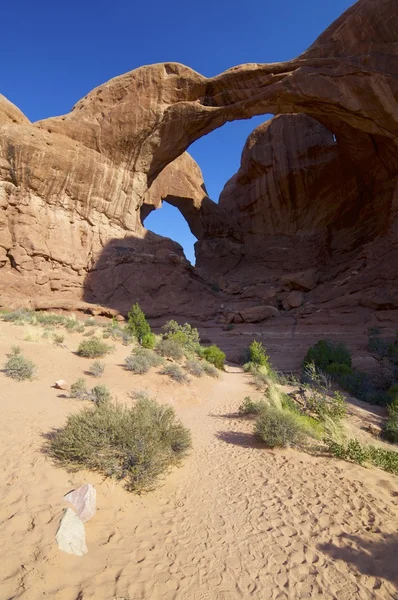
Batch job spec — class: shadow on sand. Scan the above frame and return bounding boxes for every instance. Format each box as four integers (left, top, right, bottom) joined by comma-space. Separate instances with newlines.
318, 532, 398, 588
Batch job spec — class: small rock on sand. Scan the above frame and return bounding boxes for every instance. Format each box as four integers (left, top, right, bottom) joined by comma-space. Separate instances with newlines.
56, 509, 87, 556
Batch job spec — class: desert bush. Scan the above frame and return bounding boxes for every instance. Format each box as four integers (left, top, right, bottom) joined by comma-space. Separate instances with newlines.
88, 361, 105, 378
70, 378, 91, 400
388, 384, 398, 403
53, 333, 65, 346
368, 335, 391, 358
161, 364, 189, 384
124, 354, 152, 374
103, 322, 133, 345
47, 397, 192, 493
247, 340, 270, 369
202, 344, 226, 370
124, 348, 162, 374
91, 385, 112, 406
185, 359, 204, 377
327, 438, 398, 475
126, 303, 151, 343
162, 320, 201, 354
254, 405, 308, 448
202, 362, 219, 378
303, 340, 352, 374
77, 337, 113, 358
304, 343, 390, 405
3, 348, 37, 381
84, 317, 98, 327
157, 339, 184, 360
251, 370, 270, 390
305, 388, 347, 422
141, 332, 156, 349
1, 309, 33, 324
384, 399, 398, 444
238, 396, 267, 416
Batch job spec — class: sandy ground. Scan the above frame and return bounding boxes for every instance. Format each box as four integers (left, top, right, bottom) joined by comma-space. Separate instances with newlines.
0, 320, 397, 600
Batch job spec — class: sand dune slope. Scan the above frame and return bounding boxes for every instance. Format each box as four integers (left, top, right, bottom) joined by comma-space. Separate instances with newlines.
0, 329, 397, 599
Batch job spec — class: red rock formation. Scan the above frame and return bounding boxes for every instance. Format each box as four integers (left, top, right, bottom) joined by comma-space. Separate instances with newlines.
0, 0, 396, 336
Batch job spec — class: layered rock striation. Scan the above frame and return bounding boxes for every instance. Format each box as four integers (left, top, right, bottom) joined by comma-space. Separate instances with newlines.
0, 0, 397, 328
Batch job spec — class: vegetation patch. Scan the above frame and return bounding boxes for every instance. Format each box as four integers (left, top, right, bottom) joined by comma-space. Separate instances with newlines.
157, 339, 184, 361
238, 396, 268, 416
201, 345, 226, 370
87, 361, 105, 378
255, 405, 309, 448
124, 348, 163, 374
3, 347, 37, 381
202, 362, 219, 378
161, 364, 189, 384
77, 337, 114, 358
162, 320, 200, 354
327, 438, 398, 475
185, 359, 204, 377
126, 303, 151, 344
47, 397, 192, 493
303, 339, 391, 405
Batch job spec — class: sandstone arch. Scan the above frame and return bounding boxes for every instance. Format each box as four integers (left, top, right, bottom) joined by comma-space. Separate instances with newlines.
0, 0, 397, 323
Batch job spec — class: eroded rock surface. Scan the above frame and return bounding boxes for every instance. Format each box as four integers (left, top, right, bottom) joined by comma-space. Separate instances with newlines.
0, 0, 397, 341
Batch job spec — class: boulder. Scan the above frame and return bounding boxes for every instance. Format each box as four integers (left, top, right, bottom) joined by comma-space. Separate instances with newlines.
281, 271, 318, 292
238, 305, 279, 323
283, 291, 304, 310
56, 509, 87, 556
64, 484, 96, 523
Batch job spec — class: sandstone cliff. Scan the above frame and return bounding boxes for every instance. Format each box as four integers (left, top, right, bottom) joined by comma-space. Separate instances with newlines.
0, 0, 396, 335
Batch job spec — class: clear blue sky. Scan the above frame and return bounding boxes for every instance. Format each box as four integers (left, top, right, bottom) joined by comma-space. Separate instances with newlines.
2, 0, 354, 263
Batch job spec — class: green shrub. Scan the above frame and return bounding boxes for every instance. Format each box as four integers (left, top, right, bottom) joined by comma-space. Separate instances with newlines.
304, 342, 390, 405
202, 362, 219, 378
238, 397, 267, 416
88, 361, 105, 378
303, 340, 352, 373
157, 339, 184, 361
202, 345, 226, 370
384, 399, 398, 443
185, 359, 204, 377
141, 332, 156, 349
368, 335, 391, 358
388, 384, 398, 403
161, 364, 189, 384
255, 406, 308, 448
3, 348, 37, 381
162, 320, 200, 354
91, 385, 112, 406
47, 397, 192, 493
126, 303, 151, 343
77, 337, 113, 358
306, 389, 347, 422
70, 378, 90, 400
327, 438, 398, 475
247, 340, 270, 368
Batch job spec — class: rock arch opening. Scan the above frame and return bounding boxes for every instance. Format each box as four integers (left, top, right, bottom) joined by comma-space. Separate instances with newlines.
142, 201, 197, 265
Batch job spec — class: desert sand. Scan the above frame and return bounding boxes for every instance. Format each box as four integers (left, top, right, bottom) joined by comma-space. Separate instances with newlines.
0, 321, 397, 600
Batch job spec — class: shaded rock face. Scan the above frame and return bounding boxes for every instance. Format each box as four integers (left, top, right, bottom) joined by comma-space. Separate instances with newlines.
0, 0, 397, 330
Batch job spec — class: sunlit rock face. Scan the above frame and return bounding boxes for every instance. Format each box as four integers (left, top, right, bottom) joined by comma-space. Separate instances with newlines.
0, 0, 397, 332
